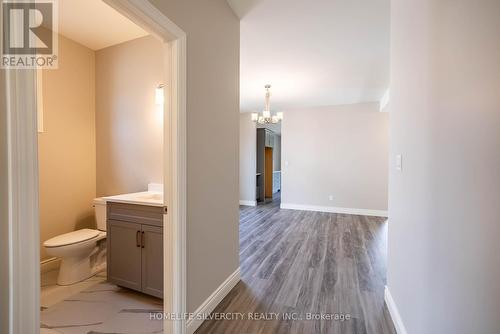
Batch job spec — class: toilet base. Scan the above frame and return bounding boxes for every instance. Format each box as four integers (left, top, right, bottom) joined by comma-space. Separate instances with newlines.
57, 256, 93, 286
57, 260, 107, 286
56, 243, 107, 286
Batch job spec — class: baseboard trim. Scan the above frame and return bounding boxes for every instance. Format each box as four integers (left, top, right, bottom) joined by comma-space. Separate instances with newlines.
186, 267, 241, 334
384, 286, 408, 334
239, 200, 257, 206
280, 203, 388, 217
41, 257, 60, 274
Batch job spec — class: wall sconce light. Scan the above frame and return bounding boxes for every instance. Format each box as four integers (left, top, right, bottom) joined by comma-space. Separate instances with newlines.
155, 84, 165, 105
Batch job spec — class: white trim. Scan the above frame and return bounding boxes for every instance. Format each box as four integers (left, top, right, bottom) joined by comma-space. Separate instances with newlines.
40, 257, 60, 274
384, 286, 408, 334
280, 203, 388, 217
103, 2, 187, 334
166, 36, 187, 334
239, 200, 257, 206
36, 69, 44, 133
186, 268, 241, 334
6, 68, 40, 334
103, 0, 185, 41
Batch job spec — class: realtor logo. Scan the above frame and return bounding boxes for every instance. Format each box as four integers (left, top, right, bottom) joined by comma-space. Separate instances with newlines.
1, 0, 58, 68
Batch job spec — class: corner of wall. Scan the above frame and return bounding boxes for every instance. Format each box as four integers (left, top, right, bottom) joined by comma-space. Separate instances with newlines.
186, 268, 240, 334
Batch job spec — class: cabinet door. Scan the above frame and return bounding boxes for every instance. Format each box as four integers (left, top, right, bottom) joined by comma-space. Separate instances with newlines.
141, 225, 163, 298
107, 220, 142, 291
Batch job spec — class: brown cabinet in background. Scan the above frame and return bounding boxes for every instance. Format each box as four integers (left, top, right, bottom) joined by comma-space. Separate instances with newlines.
257, 128, 275, 202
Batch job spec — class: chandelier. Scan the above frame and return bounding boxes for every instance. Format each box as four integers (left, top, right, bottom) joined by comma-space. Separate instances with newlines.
251, 84, 283, 124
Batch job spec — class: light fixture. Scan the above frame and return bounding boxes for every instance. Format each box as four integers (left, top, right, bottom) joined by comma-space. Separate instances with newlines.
155, 84, 165, 105
379, 89, 390, 112
251, 84, 283, 124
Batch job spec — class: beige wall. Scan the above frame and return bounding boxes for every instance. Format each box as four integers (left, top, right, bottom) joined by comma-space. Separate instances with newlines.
281, 103, 388, 211
38, 35, 96, 260
149, 0, 240, 313
95, 36, 164, 196
239, 113, 256, 202
388, 1, 500, 333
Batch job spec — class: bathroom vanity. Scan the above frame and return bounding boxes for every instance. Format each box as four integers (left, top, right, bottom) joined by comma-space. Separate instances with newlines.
104, 192, 164, 299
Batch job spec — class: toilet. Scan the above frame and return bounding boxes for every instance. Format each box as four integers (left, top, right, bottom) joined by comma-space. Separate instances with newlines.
44, 198, 107, 286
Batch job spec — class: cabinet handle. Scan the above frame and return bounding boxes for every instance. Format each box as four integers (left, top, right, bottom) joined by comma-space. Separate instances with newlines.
141, 231, 145, 248
136, 231, 141, 247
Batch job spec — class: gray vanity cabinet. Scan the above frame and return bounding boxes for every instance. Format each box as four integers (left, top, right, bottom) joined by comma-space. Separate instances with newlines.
107, 202, 164, 298
107, 220, 142, 291
141, 225, 163, 297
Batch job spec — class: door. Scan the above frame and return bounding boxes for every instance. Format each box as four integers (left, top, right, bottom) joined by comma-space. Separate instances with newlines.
108, 220, 142, 291
141, 225, 164, 298
265, 147, 273, 198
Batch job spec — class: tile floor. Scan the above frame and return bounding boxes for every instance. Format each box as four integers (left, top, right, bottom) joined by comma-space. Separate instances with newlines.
40, 271, 163, 334
41, 270, 107, 308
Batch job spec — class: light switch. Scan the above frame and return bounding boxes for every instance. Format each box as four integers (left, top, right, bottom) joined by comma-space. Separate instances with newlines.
396, 154, 402, 171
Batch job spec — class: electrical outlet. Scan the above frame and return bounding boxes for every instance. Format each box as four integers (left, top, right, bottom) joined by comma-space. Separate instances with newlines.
396, 154, 402, 171
328, 195, 333, 201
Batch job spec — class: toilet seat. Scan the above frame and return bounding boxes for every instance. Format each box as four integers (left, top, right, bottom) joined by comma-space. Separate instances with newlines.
44, 229, 100, 248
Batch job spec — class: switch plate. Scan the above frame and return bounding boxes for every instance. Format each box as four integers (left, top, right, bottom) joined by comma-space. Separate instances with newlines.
396, 154, 402, 171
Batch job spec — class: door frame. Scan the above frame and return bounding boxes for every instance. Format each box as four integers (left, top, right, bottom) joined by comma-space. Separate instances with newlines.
4, 1, 187, 333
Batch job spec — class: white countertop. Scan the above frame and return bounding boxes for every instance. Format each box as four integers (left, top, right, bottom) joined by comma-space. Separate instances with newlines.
102, 191, 164, 207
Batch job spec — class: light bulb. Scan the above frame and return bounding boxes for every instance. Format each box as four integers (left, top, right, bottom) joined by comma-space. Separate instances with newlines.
155, 85, 165, 105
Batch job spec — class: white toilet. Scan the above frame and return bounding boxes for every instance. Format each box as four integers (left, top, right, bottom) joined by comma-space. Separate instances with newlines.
44, 198, 107, 286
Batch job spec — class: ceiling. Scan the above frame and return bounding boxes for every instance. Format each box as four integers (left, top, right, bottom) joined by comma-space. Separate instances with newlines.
58, 0, 148, 50
228, 0, 390, 112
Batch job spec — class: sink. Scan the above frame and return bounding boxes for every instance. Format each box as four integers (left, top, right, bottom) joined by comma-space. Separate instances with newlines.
134, 193, 163, 201
103, 191, 164, 207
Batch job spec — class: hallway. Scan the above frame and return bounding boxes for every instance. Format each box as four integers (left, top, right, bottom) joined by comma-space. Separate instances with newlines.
196, 201, 396, 333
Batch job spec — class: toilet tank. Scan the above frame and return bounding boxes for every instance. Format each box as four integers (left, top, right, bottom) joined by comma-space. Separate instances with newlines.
93, 198, 107, 231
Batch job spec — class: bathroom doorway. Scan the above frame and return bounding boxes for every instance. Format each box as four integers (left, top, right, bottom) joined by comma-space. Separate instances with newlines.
4, 1, 187, 333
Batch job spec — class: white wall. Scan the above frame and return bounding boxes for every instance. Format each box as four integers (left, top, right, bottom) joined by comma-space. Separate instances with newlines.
388, 1, 500, 333
239, 113, 256, 203
281, 103, 388, 213
149, 0, 240, 313
0, 69, 9, 334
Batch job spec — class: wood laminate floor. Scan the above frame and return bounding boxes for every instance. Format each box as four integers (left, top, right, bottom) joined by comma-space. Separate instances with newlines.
196, 194, 396, 334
